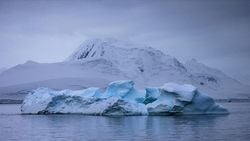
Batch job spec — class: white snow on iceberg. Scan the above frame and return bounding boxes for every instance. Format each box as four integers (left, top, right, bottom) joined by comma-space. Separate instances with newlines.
21, 80, 229, 115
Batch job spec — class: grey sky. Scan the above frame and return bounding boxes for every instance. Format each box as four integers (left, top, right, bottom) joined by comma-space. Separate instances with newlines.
0, 0, 250, 84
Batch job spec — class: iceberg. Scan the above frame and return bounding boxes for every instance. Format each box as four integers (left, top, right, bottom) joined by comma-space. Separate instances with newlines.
21, 80, 229, 115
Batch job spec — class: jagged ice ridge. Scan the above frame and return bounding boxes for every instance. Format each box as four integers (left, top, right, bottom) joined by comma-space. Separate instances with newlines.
21, 80, 229, 115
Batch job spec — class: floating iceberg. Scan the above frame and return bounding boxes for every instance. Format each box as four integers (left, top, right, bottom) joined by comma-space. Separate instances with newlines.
21, 80, 229, 115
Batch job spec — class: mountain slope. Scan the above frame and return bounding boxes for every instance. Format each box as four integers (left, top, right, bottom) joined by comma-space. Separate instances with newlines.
66, 38, 189, 86
0, 38, 249, 99
0, 68, 6, 75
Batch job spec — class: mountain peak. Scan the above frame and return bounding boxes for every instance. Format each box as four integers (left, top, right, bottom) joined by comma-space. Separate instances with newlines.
66, 38, 108, 61
66, 38, 160, 62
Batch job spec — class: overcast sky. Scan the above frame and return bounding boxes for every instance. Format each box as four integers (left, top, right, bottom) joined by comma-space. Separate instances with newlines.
0, 0, 249, 84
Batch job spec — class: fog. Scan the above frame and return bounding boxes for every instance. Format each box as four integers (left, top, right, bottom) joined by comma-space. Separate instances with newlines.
0, 0, 249, 84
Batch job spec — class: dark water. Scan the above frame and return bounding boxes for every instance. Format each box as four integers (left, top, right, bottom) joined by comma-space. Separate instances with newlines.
0, 103, 250, 141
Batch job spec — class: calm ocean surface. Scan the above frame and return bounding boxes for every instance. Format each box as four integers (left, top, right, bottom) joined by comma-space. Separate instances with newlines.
0, 103, 250, 141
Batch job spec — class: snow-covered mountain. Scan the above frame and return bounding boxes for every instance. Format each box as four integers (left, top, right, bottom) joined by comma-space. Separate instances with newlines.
0, 38, 249, 100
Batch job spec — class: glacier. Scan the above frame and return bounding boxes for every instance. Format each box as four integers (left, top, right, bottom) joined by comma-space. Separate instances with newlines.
21, 80, 229, 115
